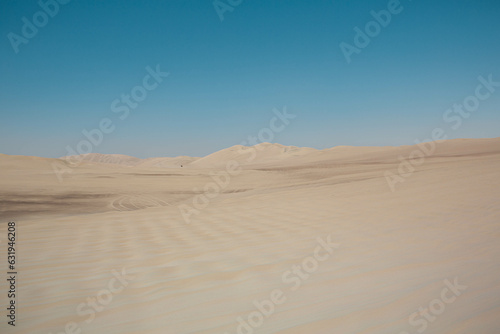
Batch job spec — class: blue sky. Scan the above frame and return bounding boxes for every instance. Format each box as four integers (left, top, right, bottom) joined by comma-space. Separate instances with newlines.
1, 0, 499, 158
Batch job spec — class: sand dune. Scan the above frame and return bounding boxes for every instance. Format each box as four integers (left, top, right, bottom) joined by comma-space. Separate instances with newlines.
1, 138, 500, 333
60, 153, 201, 169
137, 156, 200, 168
186, 143, 316, 169
61, 153, 143, 166
60, 138, 500, 171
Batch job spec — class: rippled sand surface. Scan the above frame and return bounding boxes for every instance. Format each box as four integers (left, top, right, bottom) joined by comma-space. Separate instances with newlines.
1, 138, 499, 334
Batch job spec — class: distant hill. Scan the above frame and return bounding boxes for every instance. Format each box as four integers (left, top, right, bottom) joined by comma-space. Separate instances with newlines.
43, 137, 500, 170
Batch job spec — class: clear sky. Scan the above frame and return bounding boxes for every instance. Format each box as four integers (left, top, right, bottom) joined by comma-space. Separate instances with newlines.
1, 0, 499, 158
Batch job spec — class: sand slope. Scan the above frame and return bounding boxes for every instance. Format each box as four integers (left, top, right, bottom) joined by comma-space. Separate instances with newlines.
60, 153, 201, 169
1, 138, 500, 333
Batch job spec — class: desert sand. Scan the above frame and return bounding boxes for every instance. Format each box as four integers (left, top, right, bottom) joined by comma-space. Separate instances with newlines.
1, 137, 500, 333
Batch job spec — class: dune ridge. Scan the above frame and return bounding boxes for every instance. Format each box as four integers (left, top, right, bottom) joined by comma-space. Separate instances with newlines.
59, 137, 500, 169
